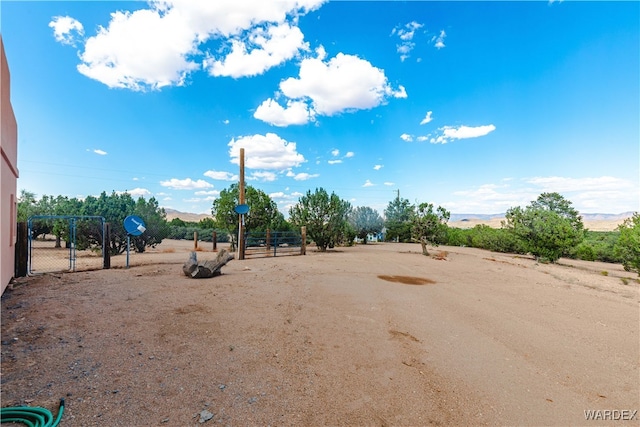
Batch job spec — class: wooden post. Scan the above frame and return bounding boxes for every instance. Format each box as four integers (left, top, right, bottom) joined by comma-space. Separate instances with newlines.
14, 222, 28, 277
212, 231, 217, 252
301, 226, 306, 255
238, 147, 246, 260
103, 223, 111, 269
194, 231, 198, 250
266, 228, 271, 253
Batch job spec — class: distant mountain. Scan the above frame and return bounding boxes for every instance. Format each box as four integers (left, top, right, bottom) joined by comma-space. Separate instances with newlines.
450, 213, 505, 222
450, 212, 634, 222
164, 208, 212, 223
580, 212, 635, 221
449, 212, 634, 232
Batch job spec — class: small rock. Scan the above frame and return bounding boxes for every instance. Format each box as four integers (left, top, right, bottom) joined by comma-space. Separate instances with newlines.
218, 384, 226, 390
248, 397, 257, 404
161, 418, 170, 423
199, 410, 214, 423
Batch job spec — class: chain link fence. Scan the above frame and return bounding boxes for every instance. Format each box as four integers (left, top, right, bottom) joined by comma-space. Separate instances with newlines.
20, 218, 306, 276
27, 216, 106, 274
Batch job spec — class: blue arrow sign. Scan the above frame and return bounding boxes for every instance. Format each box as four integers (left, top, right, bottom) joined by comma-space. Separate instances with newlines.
124, 215, 146, 236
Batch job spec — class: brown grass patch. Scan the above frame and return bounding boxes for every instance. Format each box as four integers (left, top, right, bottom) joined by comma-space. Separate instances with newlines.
378, 275, 436, 285
161, 248, 176, 253
389, 329, 420, 342
432, 250, 448, 260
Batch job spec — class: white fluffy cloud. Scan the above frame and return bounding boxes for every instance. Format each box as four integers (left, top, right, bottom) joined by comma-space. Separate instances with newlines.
445, 176, 638, 214
294, 172, 319, 181
248, 171, 278, 182
53, 0, 325, 90
373, 164, 383, 170
420, 111, 433, 125
430, 124, 496, 144
160, 178, 214, 190
432, 30, 446, 49
49, 16, 84, 45
204, 23, 308, 78
92, 149, 107, 155
253, 98, 313, 127
362, 180, 375, 187
280, 47, 407, 116
195, 190, 221, 196
526, 176, 633, 193
400, 133, 413, 142
203, 170, 238, 181
228, 133, 305, 170
286, 171, 318, 181
118, 187, 151, 197
391, 21, 423, 61
255, 47, 406, 125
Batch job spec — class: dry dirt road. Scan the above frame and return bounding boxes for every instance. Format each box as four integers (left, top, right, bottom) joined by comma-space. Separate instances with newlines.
2, 242, 639, 426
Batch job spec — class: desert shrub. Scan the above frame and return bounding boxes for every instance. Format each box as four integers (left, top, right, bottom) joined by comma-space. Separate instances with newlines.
572, 241, 597, 261
446, 225, 525, 254
567, 231, 621, 263
446, 227, 472, 247
614, 213, 640, 275
504, 193, 584, 262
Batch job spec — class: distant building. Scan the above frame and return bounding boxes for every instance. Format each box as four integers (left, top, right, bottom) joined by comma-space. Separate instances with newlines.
1, 36, 19, 294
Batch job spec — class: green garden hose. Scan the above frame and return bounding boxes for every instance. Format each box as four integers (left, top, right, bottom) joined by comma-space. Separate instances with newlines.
1, 398, 64, 426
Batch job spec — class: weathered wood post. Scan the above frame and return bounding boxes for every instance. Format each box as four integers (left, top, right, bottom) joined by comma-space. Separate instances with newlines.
103, 223, 111, 269
194, 231, 198, 250
301, 226, 306, 255
14, 222, 28, 277
238, 147, 246, 260
212, 231, 217, 252
266, 228, 271, 254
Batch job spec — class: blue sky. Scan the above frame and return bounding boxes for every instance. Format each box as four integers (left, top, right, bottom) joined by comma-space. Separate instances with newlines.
2, 0, 638, 216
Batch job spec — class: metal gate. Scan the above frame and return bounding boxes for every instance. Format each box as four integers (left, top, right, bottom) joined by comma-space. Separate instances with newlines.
243, 230, 303, 258
28, 215, 106, 274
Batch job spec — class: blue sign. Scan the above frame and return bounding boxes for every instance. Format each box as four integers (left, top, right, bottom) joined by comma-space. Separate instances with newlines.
234, 204, 250, 215
124, 215, 146, 236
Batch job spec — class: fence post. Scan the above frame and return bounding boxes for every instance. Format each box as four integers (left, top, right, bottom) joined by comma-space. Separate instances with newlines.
194, 231, 198, 250
266, 229, 271, 253
212, 231, 217, 252
301, 226, 306, 255
103, 223, 111, 269
14, 222, 28, 277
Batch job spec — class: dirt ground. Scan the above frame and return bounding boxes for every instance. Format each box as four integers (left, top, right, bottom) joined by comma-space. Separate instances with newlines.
2, 241, 639, 426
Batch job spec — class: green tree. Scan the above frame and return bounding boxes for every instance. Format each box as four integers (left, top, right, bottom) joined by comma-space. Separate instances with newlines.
349, 206, 384, 244
17, 190, 52, 239
504, 192, 584, 262
212, 184, 285, 249
411, 203, 450, 255
80, 191, 135, 255
614, 213, 640, 275
169, 217, 187, 227
17, 190, 38, 222
288, 188, 351, 252
384, 195, 414, 242
198, 217, 216, 229
131, 196, 169, 253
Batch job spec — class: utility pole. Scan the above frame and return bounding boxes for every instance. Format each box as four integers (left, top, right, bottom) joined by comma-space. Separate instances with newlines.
238, 148, 245, 260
